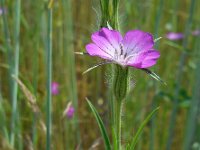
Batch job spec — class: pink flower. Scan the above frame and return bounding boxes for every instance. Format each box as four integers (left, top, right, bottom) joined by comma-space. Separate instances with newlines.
0, 7, 6, 15
86, 28, 160, 69
165, 32, 184, 40
192, 30, 200, 36
63, 102, 75, 119
0, 8, 3, 15
51, 82, 59, 95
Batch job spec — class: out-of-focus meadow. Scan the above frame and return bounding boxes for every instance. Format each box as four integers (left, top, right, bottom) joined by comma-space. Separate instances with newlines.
0, 0, 200, 149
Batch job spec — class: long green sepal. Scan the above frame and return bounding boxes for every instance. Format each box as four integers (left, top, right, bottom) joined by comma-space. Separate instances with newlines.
129, 107, 160, 150
86, 98, 111, 150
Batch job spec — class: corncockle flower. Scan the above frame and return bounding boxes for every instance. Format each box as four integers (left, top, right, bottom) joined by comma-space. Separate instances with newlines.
51, 82, 59, 95
85, 27, 160, 69
192, 30, 200, 36
0, 8, 3, 15
165, 32, 184, 40
0, 7, 6, 15
63, 102, 75, 119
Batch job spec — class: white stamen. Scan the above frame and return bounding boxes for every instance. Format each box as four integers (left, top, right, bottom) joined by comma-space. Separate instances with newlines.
75, 52, 88, 55
154, 37, 162, 42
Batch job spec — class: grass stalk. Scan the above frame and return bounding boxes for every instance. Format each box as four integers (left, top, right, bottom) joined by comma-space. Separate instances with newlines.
46, 2, 53, 150
0, 0, 14, 145
114, 99, 123, 150
149, 0, 164, 149
32, 44, 39, 148
182, 24, 200, 150
10, 0, 21, 147
62, 0, 81, 147
166, 0, 196, 149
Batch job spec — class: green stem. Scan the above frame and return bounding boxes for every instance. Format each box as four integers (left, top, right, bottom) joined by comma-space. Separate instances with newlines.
112, 65, 129, 150
114, 99, 123, 150
182, 23, 200, 150
112, 0, 120, 29
166, 0, 196, 149
46, 3, 52, 150
11, 0, 21, 147
62, 0, 81, 147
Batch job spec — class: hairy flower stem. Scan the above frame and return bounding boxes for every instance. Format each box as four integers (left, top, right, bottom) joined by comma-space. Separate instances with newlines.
114, 99, 123, 150
112, 65, 129, 150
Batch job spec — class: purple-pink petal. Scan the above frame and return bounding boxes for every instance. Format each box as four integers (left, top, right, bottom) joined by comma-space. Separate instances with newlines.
86, 43, 112, 59
99, 28, 123, 50
127, 50, 160, 68
90, 28, 122, 55
165, 32, 184, 40
122, 30, 154, 55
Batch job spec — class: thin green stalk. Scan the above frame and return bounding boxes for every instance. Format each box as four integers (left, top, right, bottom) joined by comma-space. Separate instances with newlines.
0, 0, 14, 145
149, 0, 164, 149
114, 99, 123, 150
62, 0, 81, 147
112, 0, 120, 30
182, 24, 200, 150
100, 0, 109, 27
10, 0, 21, 147
32, 44, 39, 148
0, 0, 12, 73
46, 3, 53, 150
0, 84, 8, 141
171, 0, 179, 31
166, 0, 196, 149
0, 0, 12, 144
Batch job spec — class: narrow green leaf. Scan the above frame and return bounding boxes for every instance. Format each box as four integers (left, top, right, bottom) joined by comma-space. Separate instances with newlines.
86, 98, 111, 150
142, 69, 166, 85
129, 107, 160, 150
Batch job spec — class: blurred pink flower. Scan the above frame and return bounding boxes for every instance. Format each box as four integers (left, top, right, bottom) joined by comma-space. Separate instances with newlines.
0, 7, 6, 15
51, 82, 59, 95
0, 9, 2, 15
63, 102, 75, 119
192, 30, 200, 36
165, 32, 184, 40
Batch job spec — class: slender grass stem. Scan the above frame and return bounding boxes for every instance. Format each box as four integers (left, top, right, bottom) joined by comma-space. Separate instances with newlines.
149, 0, 164, 149
166, 0, 196, 149
46, 3, 53, 150
0, 0, 13, 143
32, 44, 39, 148
9, 0, 21, 147
182, 23, 200, 150
62, 0, 81, 147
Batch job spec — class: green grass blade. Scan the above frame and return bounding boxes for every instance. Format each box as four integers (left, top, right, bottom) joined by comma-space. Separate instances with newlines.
86, 98, 111, 150
166, 0, 196, 149
61, 0, 81, 147
46, 1, 53, 150
182, 24, 200, 150
129, 107, 160, 150
8, 0, 21, 147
